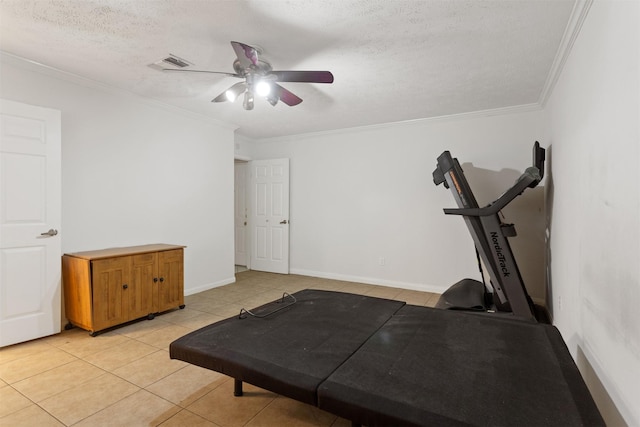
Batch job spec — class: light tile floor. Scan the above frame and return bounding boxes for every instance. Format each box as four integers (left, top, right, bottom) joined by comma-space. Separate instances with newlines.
0, 271, 440, 427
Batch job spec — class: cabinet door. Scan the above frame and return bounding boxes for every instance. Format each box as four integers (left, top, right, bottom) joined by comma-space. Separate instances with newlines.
157, 249, 184, 312
130, 253, 157, 319
92, 257, 131, 331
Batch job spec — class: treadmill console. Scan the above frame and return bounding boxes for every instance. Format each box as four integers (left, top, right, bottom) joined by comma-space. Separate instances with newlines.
532, 141, 546, 183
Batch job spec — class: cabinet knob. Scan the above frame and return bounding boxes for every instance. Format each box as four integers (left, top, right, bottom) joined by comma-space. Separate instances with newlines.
123, 284, 128, 289
153, 278, 158, 283
159, 277, 164, 283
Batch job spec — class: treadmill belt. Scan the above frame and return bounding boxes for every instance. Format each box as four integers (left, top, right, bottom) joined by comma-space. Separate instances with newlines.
317, 305, 604, 426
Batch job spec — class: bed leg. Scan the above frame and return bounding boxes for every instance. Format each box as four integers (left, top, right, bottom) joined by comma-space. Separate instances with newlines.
234, 379, 243, 397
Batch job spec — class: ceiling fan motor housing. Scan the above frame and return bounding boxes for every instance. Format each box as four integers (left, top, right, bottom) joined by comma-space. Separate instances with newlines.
233, 58, 272, 77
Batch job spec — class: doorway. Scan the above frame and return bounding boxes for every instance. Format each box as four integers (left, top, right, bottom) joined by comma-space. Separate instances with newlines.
234, 157, 291, 275
234, 159, 249, 273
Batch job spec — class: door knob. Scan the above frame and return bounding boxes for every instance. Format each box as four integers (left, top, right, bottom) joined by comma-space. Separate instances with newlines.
279, 220, 288, 224
40, 229, 58, 237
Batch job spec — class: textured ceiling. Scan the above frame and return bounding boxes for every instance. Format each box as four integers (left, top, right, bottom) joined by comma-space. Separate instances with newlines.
0, 0, 576, 140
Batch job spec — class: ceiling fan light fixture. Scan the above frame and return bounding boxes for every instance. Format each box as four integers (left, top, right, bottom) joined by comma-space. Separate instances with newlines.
255, 80, 271, 97
223, 82, 246, 103
225, 89, 238, 102
243, 91, 254, 110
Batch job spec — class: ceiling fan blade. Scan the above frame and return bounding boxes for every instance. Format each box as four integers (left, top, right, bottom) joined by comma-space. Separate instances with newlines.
270, 70, 334, 84
231, 41, 259, 69
212, 82, 246, 103
162, 68, 241, 78
273, 84, 303, 106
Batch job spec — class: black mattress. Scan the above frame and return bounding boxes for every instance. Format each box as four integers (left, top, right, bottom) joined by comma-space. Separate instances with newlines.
170, 289, 405, 404
317, 305, 604, 426
170, 289, 604, 426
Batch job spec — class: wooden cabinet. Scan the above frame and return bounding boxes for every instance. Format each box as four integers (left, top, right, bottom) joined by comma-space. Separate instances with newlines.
62, 244, 185, 335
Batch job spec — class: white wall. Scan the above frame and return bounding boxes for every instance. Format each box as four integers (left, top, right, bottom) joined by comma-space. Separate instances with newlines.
545, 1, 639, 425
249, 109, 548, 297
234, 134, 255, 160
0, 53, 237, 294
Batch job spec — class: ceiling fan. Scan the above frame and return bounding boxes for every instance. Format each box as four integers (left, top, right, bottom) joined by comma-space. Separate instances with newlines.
163, 41, 334, 110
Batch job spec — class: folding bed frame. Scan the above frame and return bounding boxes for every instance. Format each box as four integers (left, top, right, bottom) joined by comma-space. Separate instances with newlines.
170, 289, 604, 426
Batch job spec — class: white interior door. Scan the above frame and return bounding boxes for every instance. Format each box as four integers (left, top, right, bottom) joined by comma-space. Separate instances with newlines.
250, 159, 289, 274
0, 99, 61, 347
234, 162, 248, 266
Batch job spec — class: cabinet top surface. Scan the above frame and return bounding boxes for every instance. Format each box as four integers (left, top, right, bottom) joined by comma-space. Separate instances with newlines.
63, 244, 185, 260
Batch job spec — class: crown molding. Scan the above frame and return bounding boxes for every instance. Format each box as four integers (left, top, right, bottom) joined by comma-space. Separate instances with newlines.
255, 103, 542, 144
538, 0, 593, 107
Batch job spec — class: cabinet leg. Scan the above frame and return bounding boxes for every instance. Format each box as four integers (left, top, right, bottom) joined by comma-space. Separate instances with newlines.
147, 313, 155, 320
179, 304, 185, 309
89, 331, 98, 337
64, 322, 74, 330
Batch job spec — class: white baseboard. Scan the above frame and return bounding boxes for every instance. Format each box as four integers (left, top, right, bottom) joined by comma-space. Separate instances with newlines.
289, 268, 446, 294
185, 276, 236, 296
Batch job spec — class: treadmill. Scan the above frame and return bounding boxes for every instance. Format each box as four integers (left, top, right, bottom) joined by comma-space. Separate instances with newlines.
432, 142, 545, 321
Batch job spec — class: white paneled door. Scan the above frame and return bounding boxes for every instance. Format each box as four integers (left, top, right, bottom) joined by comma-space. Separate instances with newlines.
234, 162, 248, 266
250, 159, 289, 274
0, 99, 61, 347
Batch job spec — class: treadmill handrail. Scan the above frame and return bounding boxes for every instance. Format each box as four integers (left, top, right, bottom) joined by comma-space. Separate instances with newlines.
443, 167, 541, 217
